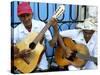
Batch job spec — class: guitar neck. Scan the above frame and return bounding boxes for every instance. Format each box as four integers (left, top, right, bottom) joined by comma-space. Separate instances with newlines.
29, 18, 54, 49
76, 53, 97, 65
34, 20, 51, 43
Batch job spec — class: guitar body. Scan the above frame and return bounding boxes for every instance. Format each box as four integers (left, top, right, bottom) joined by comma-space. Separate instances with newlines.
55, 37, 90, 68
14, 32, 44, 73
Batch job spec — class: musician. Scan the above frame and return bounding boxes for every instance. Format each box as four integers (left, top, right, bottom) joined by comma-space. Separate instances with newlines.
11, 2, 58, 73
59, 6, 97, 70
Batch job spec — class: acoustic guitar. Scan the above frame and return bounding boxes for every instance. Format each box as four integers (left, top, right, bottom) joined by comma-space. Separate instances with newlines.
55, 36, 97, 69
13, 5, 65, 73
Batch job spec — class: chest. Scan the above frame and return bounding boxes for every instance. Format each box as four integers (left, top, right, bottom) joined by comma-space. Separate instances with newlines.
17, 26, 43, 42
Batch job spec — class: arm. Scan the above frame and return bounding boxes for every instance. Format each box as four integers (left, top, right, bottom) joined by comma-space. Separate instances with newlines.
12, 26, 32, 57
49, 18, 59, 47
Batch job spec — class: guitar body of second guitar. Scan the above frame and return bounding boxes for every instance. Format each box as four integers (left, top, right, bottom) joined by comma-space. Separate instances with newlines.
55, 37, 90, 68
14, 32, 44, 73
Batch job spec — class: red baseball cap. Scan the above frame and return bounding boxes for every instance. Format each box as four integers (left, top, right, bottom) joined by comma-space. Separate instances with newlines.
17, 2, 32, 16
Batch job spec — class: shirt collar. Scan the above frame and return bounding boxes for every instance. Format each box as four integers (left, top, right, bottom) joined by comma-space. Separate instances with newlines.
19, 23, 29, 34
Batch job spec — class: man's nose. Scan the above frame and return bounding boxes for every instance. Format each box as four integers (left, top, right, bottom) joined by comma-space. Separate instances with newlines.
24, 15, 29, 21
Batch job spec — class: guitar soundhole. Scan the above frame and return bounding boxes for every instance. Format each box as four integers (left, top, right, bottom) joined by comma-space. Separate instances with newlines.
67, 51, 77, 61
29, 42, 36, 49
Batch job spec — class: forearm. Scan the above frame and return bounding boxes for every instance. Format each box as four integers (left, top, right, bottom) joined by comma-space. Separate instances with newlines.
49, 22, 59, 47
58, 35, 66, 50
49, 33, 58, 47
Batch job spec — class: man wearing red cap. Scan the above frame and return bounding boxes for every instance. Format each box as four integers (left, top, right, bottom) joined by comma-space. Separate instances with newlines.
12, 2, 58, 73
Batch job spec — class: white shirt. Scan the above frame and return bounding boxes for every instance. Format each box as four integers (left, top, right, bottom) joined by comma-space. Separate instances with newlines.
60, 29, 97, 70
13, 19, 52, 70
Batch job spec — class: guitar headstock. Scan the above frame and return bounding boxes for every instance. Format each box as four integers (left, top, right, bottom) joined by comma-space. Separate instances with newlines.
52, 4, 65, 19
